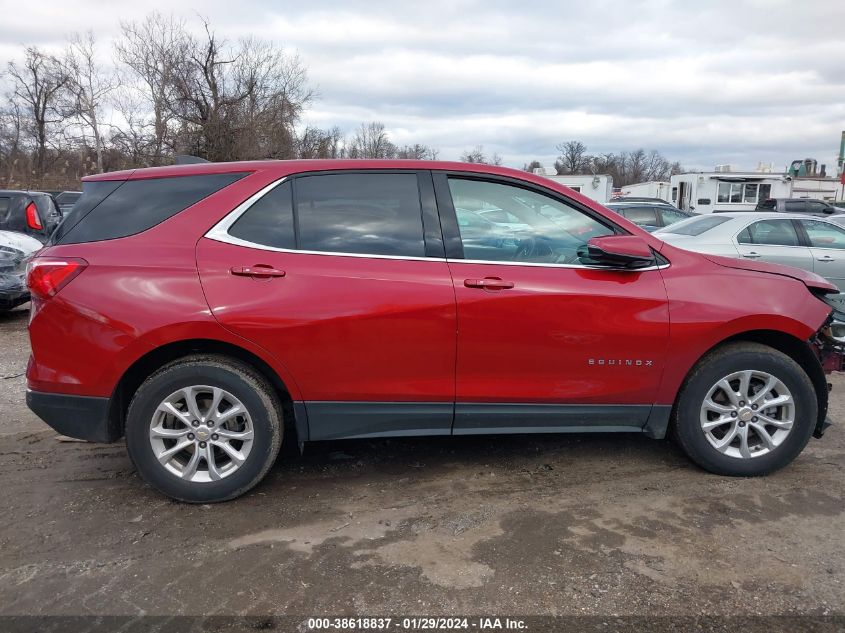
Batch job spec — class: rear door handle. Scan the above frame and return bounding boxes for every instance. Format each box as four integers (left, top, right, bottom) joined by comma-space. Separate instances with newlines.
464, 277, 515, 290
230, 265, 287, 278
817, 255, 835, 262
742, 252, 761, 259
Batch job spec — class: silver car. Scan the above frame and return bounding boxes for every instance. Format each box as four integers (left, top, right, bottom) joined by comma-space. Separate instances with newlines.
654, 212, 845, 292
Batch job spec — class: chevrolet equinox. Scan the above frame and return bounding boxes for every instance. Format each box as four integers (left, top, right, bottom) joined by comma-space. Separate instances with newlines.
25, 160, 844, 502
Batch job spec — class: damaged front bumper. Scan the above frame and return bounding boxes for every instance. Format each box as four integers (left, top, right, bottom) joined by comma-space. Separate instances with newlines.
811, 313, 845, 438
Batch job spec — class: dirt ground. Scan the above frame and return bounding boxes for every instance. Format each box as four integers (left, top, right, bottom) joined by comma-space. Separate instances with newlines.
1, 304, 843, 621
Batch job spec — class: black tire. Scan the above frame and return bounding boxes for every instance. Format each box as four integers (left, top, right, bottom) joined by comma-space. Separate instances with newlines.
673, 342, 817, 476
125, 354, 283, 503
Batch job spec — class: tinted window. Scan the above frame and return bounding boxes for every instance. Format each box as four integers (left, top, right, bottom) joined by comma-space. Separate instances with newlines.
55, 192, 81, 205
756, 199, 776, 210
661, 215, 730, 236
658, 207, 689, 225
228, 181, 295, 249
448, 178, 612, 263
784, 200, 806, 213
620, 207, 659, 226
34, 194, 59, 218
807, 201, 833, 214
740, 219, 800, 246
295, 173, 425, 257
57, 173, 247, 245
51, 181, 124, 244
801, 219, 845, 249
0, 197, 9, 214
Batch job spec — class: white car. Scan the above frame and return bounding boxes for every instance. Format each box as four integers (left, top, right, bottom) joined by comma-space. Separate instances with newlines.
654, 212, 845, 292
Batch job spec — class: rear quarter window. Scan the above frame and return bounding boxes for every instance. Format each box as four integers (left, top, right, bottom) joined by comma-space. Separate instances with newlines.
56, 173, 247, 245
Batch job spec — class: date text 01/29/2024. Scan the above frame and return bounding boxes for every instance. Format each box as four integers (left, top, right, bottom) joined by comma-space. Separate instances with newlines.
306, 616, 528, 630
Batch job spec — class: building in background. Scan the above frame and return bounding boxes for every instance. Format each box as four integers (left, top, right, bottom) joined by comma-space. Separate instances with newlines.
537, 171, 614, 204
615, 181, 672, 201
668, 166, 791, 213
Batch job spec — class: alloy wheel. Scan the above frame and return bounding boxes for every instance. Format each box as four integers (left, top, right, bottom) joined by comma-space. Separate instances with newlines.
699, 370, 794, 459
149, 385, 254, 482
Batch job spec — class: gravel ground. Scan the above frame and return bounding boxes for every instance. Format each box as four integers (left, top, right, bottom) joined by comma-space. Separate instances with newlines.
0, 304, 843, 622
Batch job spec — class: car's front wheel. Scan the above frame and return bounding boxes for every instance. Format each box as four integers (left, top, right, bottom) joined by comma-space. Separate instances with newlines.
125, 355, 283, 502
673, 342, 817, 476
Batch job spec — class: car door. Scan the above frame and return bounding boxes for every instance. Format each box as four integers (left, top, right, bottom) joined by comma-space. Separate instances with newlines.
797, 218, 845, 291
197, 171, 458, 440
734, 218, 814, 272
433, 173, 670, 434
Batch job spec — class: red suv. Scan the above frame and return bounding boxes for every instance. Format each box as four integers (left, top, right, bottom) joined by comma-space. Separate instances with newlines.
25, 160, 844, 502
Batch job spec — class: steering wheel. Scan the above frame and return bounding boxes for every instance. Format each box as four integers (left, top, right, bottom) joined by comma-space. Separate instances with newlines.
515, 237, 555, 262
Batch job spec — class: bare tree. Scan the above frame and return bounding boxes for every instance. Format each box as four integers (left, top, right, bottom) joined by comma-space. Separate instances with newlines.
165, 20, 312, 161
0, 103, 25, 186
6, 47, 68, 179
395, 143, 438, 160
62, 32, 118, 173
554, 140, 589, 174
461, 145, 501, 165
115, 13, 189, 164
523, 160, 543, 172
297, 125, 343, 159
347, 121, 395, 159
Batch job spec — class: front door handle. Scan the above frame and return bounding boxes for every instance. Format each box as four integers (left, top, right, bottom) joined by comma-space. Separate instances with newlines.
230, 265, 287, 278
742, 252, 761, 259
464, 277, 515, 290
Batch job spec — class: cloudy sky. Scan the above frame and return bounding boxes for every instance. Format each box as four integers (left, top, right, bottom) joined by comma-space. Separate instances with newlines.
1, 0, 843, 172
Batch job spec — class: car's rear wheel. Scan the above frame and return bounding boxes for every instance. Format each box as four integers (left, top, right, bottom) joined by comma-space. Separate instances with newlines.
125, 355, 283, 502
673, 342, 816, 476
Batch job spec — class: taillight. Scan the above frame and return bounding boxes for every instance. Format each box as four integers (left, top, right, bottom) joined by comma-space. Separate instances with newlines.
26, 258, 87, 299
25, 202, 43, 230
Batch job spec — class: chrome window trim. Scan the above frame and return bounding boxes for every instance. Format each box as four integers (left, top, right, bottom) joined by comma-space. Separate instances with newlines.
205, 176, 669, 271
446, 258, 669, 272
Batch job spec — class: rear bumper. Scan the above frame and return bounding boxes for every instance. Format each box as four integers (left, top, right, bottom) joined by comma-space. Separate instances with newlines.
26, 390, 119, 443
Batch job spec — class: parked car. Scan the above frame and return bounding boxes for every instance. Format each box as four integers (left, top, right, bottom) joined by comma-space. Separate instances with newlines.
53, 190, 82, 216
605, 200, 695, 232
0, 230, 41, 310
0, 190, 62, 242
654, 212, 845, 291
26, 161, 844, 502
750, 198, 838, 215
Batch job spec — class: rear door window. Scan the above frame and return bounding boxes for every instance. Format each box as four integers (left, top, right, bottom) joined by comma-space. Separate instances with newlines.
294, 173, 426, 257
621, 206, 659, 226
658, 207, 688, 226
737, 219, 801, 246
784, 200, 806, 214
56, 173, 247, 245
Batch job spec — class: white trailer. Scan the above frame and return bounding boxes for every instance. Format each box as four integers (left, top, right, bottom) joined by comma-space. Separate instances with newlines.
669, 170, 791, 214
542, 174, 614, 204
616, 181, 672, 201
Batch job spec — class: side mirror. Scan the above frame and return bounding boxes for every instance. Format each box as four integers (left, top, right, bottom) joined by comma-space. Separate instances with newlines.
579, 235, 656, 269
